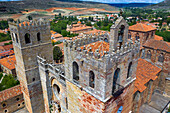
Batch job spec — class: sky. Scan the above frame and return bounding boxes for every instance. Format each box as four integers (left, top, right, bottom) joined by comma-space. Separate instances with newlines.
0, 0, 164, 3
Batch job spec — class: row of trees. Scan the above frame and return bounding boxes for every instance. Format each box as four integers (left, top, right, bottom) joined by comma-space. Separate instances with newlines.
0, 32, 11, 42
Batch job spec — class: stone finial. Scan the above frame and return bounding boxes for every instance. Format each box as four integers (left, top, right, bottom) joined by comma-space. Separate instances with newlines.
120, 8, 123, 16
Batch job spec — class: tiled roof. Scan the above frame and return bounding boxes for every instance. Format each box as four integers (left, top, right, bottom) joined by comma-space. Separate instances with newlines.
154, 35, 163, 41
3, 44, 13, 51
69, 26, 92, 32
0, 50, 14, 58
84, 29, 110, 35
143, 39, 170, 52
0, 44, 13, 52
0, 40, 12, 46
0, 85, 22, 102
134, 58, 161, 93
0, 55, 16, 70
129, 23, 156, 32
80, 41, 109, 55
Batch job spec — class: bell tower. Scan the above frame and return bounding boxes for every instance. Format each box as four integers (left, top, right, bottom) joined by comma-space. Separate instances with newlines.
109, 16, 129, 52
8, 19, 53, 113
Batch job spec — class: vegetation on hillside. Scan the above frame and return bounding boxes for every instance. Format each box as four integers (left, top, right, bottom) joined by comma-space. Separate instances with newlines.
0, 74, 20, 91
50, 14, 78, 37
156, 30, 170, 42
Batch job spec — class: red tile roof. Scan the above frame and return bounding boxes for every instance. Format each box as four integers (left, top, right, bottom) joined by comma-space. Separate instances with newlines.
143, 39, 170, 52
0, 50, 14, 58
84, 29, 110, 35
154, 35, 163, 41
69, 26, 92, 32
0, 55, 16, 70
0, 85, 22, 102
134, 58, 162, 93
0, 40, 12, 46
80, 41, 109, 55
129, 23, 156, 32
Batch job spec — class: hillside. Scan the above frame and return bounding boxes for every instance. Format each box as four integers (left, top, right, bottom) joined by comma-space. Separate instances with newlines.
147, 0, 170, 10
0, 0, 118, 14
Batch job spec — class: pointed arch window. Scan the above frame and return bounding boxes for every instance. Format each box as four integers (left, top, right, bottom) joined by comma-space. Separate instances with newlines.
127, 62, 132, 79
73, 62, 79, 83
15, 33, 18, 43
158, 53, 164, 63
53, 84, 60, 100
89, 71, 95, 88
146, 50, 151, 59
25, 33, 31, 44
37, 32, 41, 41
112, 68, 120, 94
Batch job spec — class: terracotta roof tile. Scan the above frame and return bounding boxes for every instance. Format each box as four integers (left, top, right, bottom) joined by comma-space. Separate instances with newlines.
0, 85, 22, 102
129, 23, 156, 32
84, 29, 110, 35
80, 41, 109, 55
0, 40, 12, 46
143, 39, 170, 52
154, 35, 163, 41
0, 55, 16, 70
0, 50, 14, 58
69, 26, 92, 32
134, 58, 161, 93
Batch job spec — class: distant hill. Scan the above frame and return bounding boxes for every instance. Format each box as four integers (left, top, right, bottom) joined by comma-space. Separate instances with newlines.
0, 0, 118, 14
108, 3, 154, 8
147, 0, 170, 10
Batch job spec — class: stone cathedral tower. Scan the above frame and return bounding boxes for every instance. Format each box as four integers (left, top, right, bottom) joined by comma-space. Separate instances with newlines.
8, 20, 53, 113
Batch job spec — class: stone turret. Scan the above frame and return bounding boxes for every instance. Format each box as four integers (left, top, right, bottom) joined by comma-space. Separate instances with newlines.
8, 19, 53, 113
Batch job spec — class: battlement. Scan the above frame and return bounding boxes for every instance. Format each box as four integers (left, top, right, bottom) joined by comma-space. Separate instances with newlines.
64, 34, 140, 61
8, 19, 50, 32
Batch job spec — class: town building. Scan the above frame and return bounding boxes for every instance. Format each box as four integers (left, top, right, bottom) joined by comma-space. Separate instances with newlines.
6, 14, 170, 113
0, 55, 16, 75
0, 85, 25, 113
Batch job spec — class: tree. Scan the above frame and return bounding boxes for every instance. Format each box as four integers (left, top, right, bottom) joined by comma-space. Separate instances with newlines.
53, 46, 63, 61
61, 30, 68, 37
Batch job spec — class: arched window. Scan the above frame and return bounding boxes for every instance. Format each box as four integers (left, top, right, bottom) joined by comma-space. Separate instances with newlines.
53, 84, 60, 99
118, 25, 125, 48
25, 33, 31, 44
104, 38, 108, 42
158, 53, 164, 62
12, 33, 15, 41
127, 62, 132, 79
73, 62, 79, 83
135, 33, 140, 40
15, 33, 18, 43
133, 91, 140, 113
146, 50, 151, 59
112, 68, 120, 94
37, 32, 41, 41
89, 71, 95, 88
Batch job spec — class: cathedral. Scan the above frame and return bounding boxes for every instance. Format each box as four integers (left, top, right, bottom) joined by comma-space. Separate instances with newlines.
6, 15, 170, 113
